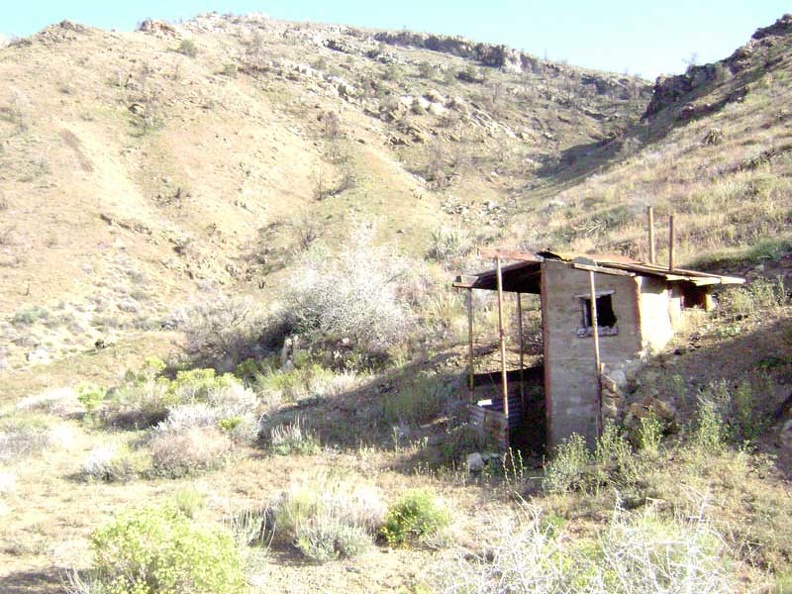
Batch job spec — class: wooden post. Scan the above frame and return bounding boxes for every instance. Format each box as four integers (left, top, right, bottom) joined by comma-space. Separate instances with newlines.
517, 292, 525, 411
467, 288, 474, 398
495, 256, 510, 447
647, 206, 656, 264
589, 270, 603, 438
668, 214, 676, 271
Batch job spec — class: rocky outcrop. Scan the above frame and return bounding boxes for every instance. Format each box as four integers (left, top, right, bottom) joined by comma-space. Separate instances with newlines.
752, 13, 792, 41
643, 65, 719, 118
373, 30, 539, 74
644, 14, 792, 119
138, 19, 178, 37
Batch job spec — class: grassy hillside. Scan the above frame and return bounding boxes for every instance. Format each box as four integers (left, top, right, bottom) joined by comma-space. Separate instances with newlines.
0, 12, 790, 594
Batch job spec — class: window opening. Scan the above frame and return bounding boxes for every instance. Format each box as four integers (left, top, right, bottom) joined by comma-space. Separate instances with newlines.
577, 294, 618, 337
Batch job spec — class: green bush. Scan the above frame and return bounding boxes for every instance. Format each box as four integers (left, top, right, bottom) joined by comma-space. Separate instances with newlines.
542, 433, 592, 495
380, 489, 450, 547
177, 39, 198, 57
89, 505, 245, 594
77, 384, 107, 414
426, 226, 471, 264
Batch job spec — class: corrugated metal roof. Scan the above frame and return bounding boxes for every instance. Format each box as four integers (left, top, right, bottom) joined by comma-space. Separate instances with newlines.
453, 248, 745, 292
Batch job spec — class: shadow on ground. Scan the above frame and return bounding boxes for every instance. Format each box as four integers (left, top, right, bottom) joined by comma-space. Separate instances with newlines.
0, 568, 65, 594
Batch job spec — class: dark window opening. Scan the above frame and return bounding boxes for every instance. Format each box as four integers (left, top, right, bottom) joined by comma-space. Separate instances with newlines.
579, 294, 618, 335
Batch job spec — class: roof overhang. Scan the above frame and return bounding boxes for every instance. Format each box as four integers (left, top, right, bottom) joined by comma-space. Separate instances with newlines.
453, 248, 745, 294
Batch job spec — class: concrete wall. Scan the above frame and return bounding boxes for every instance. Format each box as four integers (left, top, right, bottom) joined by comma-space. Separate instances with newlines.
542, 260, 643, 448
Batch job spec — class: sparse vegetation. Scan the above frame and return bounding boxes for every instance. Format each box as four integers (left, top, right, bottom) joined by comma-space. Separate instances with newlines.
1, 11, 791, 594
268, 416, 320, 455
270, 476, 385, 562
443, 503, 736, 594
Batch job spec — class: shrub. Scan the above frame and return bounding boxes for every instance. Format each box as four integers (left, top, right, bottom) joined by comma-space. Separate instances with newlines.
382, 373, 451, 426
177, 38, 198, 57
637, 412, 663, 456
0, 413, 51, 463
271, 477, 384, 562
147, 427, 233, 478
295, 522, 371, 562
441, 504, 736, 594
426, 226, 471, 264
719, 276, 788, 317
220, 63, 238, 77
81, 443, 148, 483
268, 416, 320, 455
111, 376, 173, 428
380, 489, 450, 547
593, 421, 642, 492
692, 386, 728, 451
417, 61, 435, 79
77, 384, 106, 414
108, 363, 258, 431
542, 433, 593, 495
10, 305, 50, 327
283, 225, 415, 352
155, 402, 259, 444
87, 505, 245, 594
179, 295, 264, 368
253, 360, 341, 403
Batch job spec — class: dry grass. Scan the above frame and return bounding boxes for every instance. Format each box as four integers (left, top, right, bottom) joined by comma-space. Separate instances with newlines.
0, 11, 791, 594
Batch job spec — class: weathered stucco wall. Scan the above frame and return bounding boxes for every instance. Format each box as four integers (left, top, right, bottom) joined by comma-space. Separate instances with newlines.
638, 276, 675, 353
542, 260, 643, 448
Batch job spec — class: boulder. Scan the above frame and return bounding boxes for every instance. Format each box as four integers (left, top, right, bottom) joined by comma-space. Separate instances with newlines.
780, 420, 792, 450
466, 452, 485, 473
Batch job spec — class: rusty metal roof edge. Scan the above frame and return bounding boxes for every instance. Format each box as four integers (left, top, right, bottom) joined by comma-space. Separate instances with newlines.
457, 247, 746, 287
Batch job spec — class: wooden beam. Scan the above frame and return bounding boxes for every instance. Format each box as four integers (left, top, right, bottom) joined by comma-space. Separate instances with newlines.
478, 247, 541, 262
668, 214, 676, 271
495, 256, 510, 447
589, 270, 602, 439
648, 205, 656, 264
467, 288, 474, 397
571, 262, 634, 276
517, 292, 525, 412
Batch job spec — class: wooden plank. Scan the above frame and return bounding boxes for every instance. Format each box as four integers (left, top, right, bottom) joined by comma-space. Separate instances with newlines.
589, 270, 603, 439
478, 247, 541, 261
467, 289, 474, 396
495, 256, 510, 446
572, 262, 634, 276
648, 206, 656, 264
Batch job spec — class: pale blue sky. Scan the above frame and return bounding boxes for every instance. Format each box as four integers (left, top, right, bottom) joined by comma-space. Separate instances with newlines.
1, 1, 788, 79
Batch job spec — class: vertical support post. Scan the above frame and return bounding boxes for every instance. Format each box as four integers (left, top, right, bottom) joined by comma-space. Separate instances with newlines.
668, 214, 676, 271
495, 257, 510, 447
589, 270, 603, 438
647, 206, 656, 264
467, 288, 474, 398
517, 292, 525, 411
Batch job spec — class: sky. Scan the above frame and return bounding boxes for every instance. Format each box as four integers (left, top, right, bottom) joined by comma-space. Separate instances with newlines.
1, 0, 788, 79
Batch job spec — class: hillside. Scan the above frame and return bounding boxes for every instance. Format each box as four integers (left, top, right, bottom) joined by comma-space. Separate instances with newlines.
0, 12, 791, 594
0, 13, 652, 372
